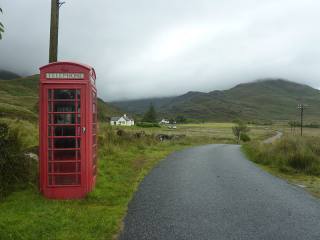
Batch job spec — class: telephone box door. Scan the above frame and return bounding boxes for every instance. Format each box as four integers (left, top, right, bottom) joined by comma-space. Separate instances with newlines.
44, 86, 86, 189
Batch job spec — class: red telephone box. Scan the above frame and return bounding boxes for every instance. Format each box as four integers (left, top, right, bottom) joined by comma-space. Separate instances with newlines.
39, 61, 97, 199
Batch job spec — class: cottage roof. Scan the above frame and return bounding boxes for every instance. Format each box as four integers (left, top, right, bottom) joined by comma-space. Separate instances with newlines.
111, 117, 121, 121
123, 115, 132, 121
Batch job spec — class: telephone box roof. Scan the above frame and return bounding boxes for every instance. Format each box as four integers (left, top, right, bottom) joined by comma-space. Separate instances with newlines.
40, 61, 96, 80
40, 61, 94, 71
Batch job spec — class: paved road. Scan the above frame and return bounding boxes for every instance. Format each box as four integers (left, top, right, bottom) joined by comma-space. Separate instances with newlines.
120, 144, 320, 240
263, 131, 283, 144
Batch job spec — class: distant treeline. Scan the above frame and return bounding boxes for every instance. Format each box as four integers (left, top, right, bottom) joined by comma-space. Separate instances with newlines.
288, 121, 320, 128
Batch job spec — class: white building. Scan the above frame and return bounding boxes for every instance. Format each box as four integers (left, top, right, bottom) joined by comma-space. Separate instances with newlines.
110, 114, 134, 126
159, 119, 170, 124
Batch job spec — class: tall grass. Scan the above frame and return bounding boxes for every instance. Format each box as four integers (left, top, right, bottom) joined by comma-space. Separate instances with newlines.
243, 136, 320, 175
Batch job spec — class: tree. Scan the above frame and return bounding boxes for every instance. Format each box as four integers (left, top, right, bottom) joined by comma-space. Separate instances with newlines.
0, 8, 4, 40
232, 120, 249, 143
288, 120, 299, 134
176, 115, 186, 123
169, 118, 175, 124
142, 104, 157, 123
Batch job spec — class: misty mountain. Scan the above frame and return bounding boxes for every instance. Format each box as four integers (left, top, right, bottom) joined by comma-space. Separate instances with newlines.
0, 70, 21, 80
111, 79, 320, 122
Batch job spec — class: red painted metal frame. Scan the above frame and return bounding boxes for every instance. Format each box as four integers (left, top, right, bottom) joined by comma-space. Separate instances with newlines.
39, 61, 97, 199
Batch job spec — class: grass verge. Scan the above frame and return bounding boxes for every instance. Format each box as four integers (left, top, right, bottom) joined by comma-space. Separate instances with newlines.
242, 136, 320, 198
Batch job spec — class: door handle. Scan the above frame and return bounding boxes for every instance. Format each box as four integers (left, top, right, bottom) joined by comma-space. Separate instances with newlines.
82, 127, 86, 134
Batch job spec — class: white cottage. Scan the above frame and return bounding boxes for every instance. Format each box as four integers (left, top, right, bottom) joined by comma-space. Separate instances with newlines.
159, 119, 170, 125
110, 114, 134, 126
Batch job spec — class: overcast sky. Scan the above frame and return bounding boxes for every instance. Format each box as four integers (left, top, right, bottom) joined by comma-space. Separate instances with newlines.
0, 0, 319, 101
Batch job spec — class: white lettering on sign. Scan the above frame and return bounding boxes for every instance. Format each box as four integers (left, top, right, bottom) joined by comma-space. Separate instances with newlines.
46, 73, 84, 79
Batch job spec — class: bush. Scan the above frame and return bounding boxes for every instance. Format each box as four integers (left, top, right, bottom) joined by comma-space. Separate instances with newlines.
240, 133, 251, 142
136, 122, 160, 128
0, 123, 37, 199
304, 122, 320, 128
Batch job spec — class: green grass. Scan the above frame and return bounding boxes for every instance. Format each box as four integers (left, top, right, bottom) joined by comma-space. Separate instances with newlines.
0, 76, 38, 120
243, 136, 320, 175
114, 122, 275, 142
243, 135, 320, 198
0, 123, 224, 240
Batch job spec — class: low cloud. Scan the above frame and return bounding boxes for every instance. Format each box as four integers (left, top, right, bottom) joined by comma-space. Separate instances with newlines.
0, 0, 319, 100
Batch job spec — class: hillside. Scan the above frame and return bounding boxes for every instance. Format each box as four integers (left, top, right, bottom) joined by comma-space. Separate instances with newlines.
0, 75, 122, 121
0, 70, 21, 80
111, 79, 320, 122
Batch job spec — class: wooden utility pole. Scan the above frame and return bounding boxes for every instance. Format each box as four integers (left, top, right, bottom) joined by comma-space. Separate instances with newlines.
49, 0, 65, 63
49, 0, 59, 63
298, 104, 307, 136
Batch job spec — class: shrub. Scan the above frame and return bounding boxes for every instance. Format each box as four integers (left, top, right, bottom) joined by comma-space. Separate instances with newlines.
240, 133, 251, 142
136, 122, 160, 128
304, 122, 320, 128
0, 123, 37, 199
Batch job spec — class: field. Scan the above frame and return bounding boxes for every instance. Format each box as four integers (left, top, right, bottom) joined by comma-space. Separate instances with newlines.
0, 120, 277, 240
119, 122, 276, 142
3, 118, 319, 239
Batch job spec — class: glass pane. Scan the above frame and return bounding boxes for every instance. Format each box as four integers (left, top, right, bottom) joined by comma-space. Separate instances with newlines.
54, 89, 76, 100
54, 114, 75, 124
48, 175, 53, 185
48, 126, 52, 136
53, 101, 75, 112
54, 174, 80, 185
48, 138, 52, 149
48, 114, 53, 124
54, 138, 76, 149
48, 101, 53, 112
77, 114, 81, 124
53, 150, 80, 161
54, 126, 76, 136
48, 89, 52, 100
48, 150, 53, 161
77, 102, 81, 113
52, 162, 80, 173
76, 90, 80, 100
48, 163, 53, 173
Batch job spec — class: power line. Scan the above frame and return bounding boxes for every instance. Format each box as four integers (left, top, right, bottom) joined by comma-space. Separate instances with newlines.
59, 1, 66, 8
